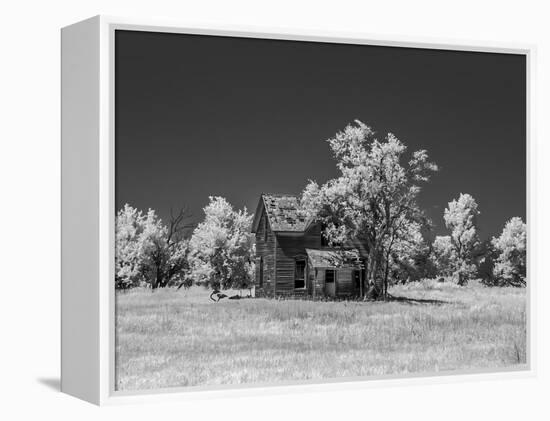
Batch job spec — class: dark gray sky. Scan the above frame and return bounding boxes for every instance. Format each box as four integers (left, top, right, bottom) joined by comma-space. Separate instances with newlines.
115, 30, 526, 240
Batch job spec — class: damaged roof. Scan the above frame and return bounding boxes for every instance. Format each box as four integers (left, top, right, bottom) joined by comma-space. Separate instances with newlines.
251, 193, 309, 233
305, 248, 363, 268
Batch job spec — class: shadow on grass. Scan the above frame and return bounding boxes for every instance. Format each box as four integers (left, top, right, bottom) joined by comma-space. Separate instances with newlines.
386, 294, 450, 306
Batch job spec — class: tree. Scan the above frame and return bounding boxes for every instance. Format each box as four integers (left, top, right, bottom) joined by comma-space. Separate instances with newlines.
382, 217, 429, 293
115, 204, 147, 289
301, 120, 438, 299
188, 196, 255, 291
431, 235, 456, 278
491, 217, 526, 286
475, 239, 498, 285
384, 220, 432, 293
442, 193, 480, 285
115, 204, 192, 289
138, 207, 193, 289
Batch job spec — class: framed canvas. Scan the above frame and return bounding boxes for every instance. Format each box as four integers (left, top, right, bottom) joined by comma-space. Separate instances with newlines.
61, 15, 534, 405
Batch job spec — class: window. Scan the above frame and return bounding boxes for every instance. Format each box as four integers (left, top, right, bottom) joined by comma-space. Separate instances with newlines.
295, 259, 306, 289
325, 269, 335, 283
263, 216, 268, 242
259, 257, 264, 288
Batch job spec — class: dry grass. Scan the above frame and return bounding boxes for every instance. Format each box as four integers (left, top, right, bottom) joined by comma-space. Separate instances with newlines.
115, 280, 526, 391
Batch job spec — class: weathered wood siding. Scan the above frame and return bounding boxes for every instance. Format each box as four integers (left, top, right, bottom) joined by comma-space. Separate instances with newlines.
254, 212, 365, 298
309, 267, 356, 297
274, 224, 322, 296
336, 268, 354, 296
254, 209, 276, 297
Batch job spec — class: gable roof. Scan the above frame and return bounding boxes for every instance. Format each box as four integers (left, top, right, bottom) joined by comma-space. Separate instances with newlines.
305, 248, 363, 269
251, 193, 309, 233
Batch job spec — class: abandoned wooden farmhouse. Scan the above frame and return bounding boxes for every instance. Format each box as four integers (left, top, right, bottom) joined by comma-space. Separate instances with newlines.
251, 193, 367, 298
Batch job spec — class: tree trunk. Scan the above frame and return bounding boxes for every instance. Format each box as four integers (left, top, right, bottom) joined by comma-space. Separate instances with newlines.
153, 266, 163, 289
359, 265, 364, 298
457, 271, 467, 286
365, 250, 381, 300
383, 256, 390, 299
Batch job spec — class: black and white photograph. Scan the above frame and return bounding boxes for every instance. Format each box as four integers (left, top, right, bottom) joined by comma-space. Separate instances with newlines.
114, 30, 527, 392
7, 0, 550, 418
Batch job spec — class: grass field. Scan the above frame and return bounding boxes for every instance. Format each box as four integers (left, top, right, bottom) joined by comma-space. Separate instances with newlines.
115, 280, 527, 391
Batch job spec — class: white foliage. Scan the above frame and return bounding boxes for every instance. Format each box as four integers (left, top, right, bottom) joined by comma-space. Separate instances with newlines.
301, 120, 437, 294
387, 219, 430, 282
390, 219, 426, 258
431, 235, 456, 277
188, 196, 255, 290
438, 193, 480, 283
491, 217, 526, 286
444, 193, 480, 255
115, 204, 189, 288
115, 204, 147, 288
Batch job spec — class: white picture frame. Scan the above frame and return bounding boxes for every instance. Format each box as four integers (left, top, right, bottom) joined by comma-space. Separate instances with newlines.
61, 15, 535, 406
